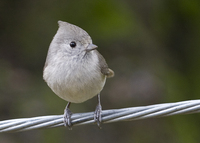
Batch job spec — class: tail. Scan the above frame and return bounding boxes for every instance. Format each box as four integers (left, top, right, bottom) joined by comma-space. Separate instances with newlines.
107, 69, 114, 78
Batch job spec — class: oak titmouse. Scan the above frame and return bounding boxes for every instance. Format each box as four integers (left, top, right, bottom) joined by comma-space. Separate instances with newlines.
43, 21, 114, 128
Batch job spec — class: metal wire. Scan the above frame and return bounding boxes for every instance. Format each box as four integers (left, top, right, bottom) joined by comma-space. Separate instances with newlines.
0, 99, 200, 133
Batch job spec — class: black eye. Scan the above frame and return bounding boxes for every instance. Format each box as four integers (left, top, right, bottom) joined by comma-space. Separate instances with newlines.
70, 41, 76, 48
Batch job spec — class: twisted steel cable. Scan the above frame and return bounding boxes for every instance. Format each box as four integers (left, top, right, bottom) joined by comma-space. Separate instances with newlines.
0, 99, 200, 133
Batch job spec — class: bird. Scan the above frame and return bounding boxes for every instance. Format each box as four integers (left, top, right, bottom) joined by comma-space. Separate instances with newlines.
43, 20, 114, 129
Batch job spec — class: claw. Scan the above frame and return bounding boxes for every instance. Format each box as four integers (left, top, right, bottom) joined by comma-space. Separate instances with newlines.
94, 93, 102, 128
94, 103, 102, 127
63, 102, 73, 130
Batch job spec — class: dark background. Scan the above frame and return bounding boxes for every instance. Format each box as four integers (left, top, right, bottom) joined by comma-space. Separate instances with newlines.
1, 0, 200, 142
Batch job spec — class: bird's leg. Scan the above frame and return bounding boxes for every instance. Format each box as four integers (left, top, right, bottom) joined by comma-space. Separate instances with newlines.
63, 102, 73, 129
94, 93, 102, 128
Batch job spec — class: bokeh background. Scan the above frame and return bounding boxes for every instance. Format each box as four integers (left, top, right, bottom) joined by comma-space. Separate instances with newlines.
1, 0, 200, 142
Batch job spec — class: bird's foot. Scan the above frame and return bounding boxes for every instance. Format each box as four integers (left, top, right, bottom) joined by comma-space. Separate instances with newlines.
94, 103, 102, 128
63, 107, 73, 130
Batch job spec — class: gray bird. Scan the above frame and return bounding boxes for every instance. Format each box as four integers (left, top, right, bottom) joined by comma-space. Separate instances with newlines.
43, 21, 114, 129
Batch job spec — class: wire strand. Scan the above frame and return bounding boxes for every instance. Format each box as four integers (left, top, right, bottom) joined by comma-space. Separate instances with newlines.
0, 99, 200, 132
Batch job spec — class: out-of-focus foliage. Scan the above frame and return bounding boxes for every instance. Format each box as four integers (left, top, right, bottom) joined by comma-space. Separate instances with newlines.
0, 0, 200, 142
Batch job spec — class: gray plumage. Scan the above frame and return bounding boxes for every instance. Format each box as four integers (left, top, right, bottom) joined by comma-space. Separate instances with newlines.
43, 21, 114, 103
43, 21, 114, 128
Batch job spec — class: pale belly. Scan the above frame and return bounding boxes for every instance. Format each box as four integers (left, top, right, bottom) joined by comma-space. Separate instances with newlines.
54, 73, 106, 103
44, 61, 106, 103
43, 50, 107, 103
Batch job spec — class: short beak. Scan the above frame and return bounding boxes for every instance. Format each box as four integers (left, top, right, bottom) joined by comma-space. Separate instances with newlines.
86, 44, 98, 52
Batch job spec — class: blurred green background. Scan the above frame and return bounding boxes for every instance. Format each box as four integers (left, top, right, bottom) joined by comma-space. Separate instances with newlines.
1, 0, 200, 142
